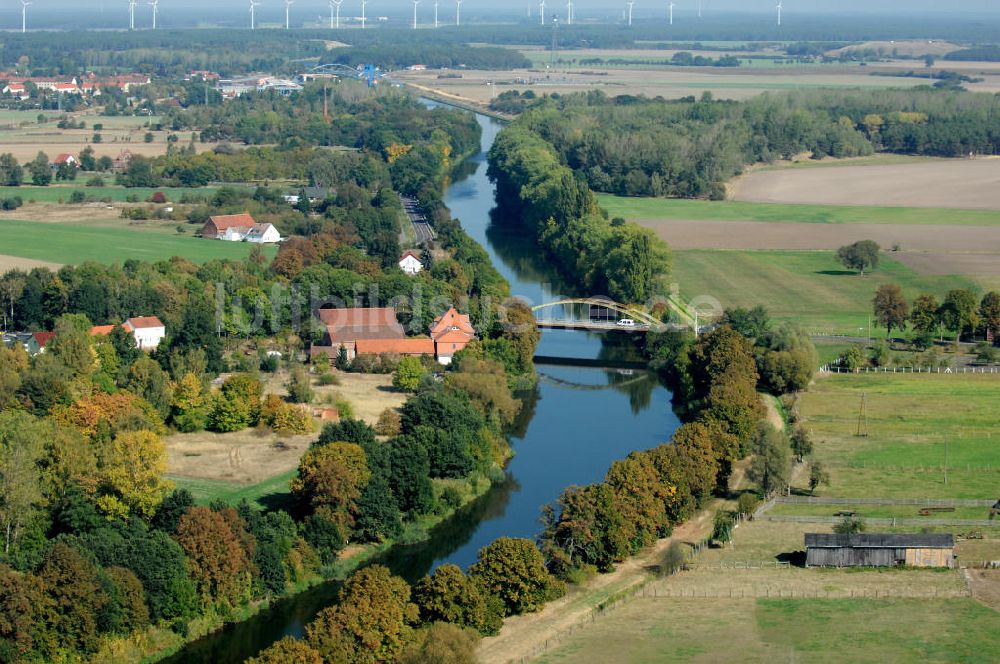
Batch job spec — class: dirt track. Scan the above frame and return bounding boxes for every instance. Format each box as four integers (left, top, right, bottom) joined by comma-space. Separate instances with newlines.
732, 159, 1000, 210
0, 254, 62, 272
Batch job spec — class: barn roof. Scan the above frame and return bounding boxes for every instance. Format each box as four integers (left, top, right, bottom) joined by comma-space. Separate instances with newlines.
805, 533, 954, 549
208, 212, 256, 230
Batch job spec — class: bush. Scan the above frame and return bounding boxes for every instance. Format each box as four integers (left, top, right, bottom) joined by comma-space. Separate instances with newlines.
334, 398, 354, 420
833, 516, 866, 534
260, 354, 280, 373
375, 408, 402, 436
86, 176, 105, 187
69, 190, 86, 204
0, 196, 22, 210
317, 373, 339, 386
150, 191, 167, 204
736, 492, 760, 518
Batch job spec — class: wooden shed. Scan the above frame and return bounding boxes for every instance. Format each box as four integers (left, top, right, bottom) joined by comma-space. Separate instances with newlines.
805, 533, 955, 568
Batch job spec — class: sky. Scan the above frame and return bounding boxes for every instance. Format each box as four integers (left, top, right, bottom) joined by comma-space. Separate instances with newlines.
25, 0, 1000, 13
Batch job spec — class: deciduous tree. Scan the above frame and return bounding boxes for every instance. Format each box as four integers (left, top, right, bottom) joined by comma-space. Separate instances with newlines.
97, 430, 172, 520
468, 537, 564, 615
174, 505, 254, 607
873, 284, 909, 337
836, 240, 880, 275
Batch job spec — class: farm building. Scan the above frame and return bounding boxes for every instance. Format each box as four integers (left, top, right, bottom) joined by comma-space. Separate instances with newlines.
805, 533, 955, 568
200, 213, 281, 244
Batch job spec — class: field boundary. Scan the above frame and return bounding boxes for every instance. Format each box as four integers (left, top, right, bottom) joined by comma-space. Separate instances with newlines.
820, 365, 1000, 375
760, 515, 997, 527
775, 497, 996, 507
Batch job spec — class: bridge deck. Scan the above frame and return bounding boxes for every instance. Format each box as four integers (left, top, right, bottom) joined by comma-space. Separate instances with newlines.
536, 319, 651, 332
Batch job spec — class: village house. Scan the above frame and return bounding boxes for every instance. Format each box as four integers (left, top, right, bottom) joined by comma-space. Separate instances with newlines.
398, 250, 423, 275
52, 153, 78, 168
122, 316, 166, 350
2, 83, 28, 100
309, 306, 477, 365
804, 533, 956, 568
200, 212, 281, 244
429, 306, 476, 364
112, 149, 133, 172
26, 331, 55, 355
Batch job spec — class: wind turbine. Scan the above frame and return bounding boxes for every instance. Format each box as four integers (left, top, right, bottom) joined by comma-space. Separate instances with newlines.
434, 0, 438, 27
412, 0, 419, 28
148, 0, 158, 29
360, 0, 367, 28
128, 0, 136, 29
538, 0, 544, 25
454, 0, 462, 26
284, 0, 293, 28
250, 0, 260, 29
565, 0, 572, 24
776, 0, 781, 26
20, 0, 31, 33
697, 0, 701, 18
668, 1, 673, 25
329, 0, 342, 27
626, 0, 633, 26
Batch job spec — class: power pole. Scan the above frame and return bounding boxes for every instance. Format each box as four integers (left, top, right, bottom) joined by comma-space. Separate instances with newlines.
550, 14, 558, 68
855, 392, 869, 437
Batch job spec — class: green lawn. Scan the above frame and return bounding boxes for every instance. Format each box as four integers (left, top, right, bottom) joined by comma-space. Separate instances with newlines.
536, 597, 1000, 663
0, 218, 276, 265
599, 194, 1000, 226
799, 373, 1000, 499
0, 185, 219, 203
168, 470, 296, 510
672, 249, 976, 335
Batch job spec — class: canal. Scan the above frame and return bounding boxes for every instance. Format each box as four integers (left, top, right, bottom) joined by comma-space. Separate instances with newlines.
163, 107, 680, 663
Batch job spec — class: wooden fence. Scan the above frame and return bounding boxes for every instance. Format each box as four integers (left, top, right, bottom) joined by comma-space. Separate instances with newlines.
820, 365, 1000, 375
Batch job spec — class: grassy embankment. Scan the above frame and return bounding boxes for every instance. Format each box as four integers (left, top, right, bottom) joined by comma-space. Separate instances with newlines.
0, 184, 221, 203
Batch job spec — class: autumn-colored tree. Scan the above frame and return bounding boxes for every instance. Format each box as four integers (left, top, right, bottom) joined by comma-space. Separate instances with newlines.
0, 564, 51, 660
52, 391, 164, 441
247, 636, 323, 664
644, 443, 698, 524
208, 373, 264, 432
174, 505, 254, 607
604, 452, 674, 548
670, 422, 723, 502
468, 537, 565, 615
96, 429, 172, 519
305, 565, 418, 664
688, 325, 758, 399
497, 299, 540, 374
872, 284, 909, 337
0, 344, 27, 411
38, 542, 109, 655
539, 483, 629, 576
105, 566, 151, 633
170, 371, 210, 432
399, 622, 481, 664
375, 408, 402, 436
291, 442, 370, 518
413, 564, 503, 636
445, 358, 520, 426
748, 423, 792, 498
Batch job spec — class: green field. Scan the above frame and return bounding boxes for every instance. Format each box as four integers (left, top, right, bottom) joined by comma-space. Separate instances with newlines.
598, 193, 1000, 226
0, 185, 221, 203
799, 373, 1000, 500
536, 597, 1000, 664
169, 470, 296, 510
0, 218, 276, 265
672, 250, 976, 335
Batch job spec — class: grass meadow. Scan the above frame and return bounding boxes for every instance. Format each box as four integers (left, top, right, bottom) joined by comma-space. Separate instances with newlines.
0, 184, 220, 203
169, 470, 296, 510
798, 373, 1000, 500
535, 596, 1000, 664
671, 250, 976, 335
598, 194, 1000, 226
0, 218, 276, 265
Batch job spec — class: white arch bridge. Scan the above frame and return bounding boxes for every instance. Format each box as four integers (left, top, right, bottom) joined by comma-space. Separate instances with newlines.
530, 297, 694, 333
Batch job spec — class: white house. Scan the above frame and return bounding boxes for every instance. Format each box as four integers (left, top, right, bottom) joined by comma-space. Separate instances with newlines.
123, 316, 166, 350
398, 250, 423, 275
201, 213, 281, 244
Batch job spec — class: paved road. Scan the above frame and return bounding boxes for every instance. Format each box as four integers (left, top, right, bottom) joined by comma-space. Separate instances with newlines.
400, 195, 435, 245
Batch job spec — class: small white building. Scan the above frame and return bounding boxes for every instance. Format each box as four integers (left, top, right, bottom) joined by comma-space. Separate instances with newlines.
123, 316, 166, 350
398, 250, 423, 275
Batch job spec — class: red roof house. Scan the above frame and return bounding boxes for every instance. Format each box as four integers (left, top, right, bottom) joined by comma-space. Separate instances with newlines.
429, 307, 475, 364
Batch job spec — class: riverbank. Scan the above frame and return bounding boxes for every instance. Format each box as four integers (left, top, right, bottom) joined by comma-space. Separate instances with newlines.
477, 394, 785, 663
404, 82, 514, 121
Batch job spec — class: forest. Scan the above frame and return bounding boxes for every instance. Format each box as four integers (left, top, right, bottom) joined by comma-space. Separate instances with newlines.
487, 124, 671, 304
0, 85, 548, 662
496, 88, 1000, 199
